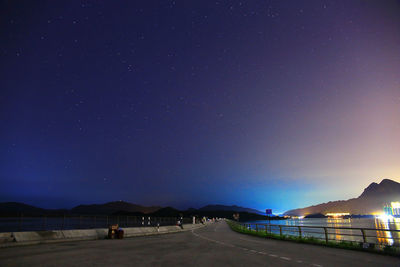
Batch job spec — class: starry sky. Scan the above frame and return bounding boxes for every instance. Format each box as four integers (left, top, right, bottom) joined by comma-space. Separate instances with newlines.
1, 0, 399, 213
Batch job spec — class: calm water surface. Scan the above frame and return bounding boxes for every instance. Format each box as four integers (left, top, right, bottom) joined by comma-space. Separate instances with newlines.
247, 217, 400, 246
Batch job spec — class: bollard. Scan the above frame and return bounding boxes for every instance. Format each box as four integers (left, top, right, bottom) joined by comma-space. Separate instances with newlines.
298, 226, 302, 238
279, 225, 282, 237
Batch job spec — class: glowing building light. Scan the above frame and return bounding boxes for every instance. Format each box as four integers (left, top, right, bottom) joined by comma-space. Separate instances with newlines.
391, 202, 400, 208
391, 202, 400, 216
325, 213, 350, 217
376, 214, 394, 221
384, 205, 393, 215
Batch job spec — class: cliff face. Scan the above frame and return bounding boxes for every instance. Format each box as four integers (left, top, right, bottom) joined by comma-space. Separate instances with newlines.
284, 179, 400, 216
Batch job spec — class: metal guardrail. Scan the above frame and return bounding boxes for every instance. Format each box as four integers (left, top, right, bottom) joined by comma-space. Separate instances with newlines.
0, 215, 193, 233
236, 222, 400, 247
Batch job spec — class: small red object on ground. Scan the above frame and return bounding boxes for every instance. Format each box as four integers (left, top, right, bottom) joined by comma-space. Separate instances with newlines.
117, 229, 124, 239
108, 224, 119, 239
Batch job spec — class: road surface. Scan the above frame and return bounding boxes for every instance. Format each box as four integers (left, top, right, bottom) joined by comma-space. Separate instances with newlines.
0, 221, 398, 266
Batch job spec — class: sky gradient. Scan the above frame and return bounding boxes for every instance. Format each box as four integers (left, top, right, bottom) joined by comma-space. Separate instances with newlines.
1, 0, 399, 213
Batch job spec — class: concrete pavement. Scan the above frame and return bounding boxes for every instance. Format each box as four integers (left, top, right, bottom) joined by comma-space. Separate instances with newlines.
0, 221, 398, 266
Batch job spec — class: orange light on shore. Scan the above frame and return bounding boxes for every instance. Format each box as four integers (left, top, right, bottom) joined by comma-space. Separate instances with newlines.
325, 213, 350, 218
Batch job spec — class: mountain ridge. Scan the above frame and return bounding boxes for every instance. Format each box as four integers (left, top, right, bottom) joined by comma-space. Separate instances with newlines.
285, 178, 400, 216
0, 201, 264, 216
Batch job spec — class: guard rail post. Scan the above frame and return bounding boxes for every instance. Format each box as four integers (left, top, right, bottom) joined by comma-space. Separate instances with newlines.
361, 229, 367, 243
62, 214, 65, 230
18, 213, 23, 232
42, 215, 46, 231
324, 227, 328, 243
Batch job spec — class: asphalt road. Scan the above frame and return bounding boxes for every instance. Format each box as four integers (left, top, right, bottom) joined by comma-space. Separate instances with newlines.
0, 221, 398, 266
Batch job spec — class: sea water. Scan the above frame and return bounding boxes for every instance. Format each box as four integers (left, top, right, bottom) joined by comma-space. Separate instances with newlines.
246, 217, 400, 246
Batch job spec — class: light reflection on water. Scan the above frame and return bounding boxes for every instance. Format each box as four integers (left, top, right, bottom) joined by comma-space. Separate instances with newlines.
249, 217, 400, 245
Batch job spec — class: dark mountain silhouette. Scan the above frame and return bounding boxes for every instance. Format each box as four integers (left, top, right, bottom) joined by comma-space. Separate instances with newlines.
111, 210, 146, 216
0, 201, 268, 221
359, 179, 400, 199
0, 202, 45, 215
151, 207, 181, 217
0, 202, 67, 216
199, 204, 264, 214
285, 179, 400, 216
70, 201, 161, 215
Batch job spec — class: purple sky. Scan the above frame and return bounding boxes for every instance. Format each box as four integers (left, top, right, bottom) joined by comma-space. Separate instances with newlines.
1, 0, 399, 212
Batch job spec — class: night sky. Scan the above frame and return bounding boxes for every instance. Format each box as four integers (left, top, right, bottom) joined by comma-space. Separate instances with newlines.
1, 1, 399, 213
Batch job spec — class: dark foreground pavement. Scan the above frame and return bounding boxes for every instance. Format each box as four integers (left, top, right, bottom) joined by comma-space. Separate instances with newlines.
0, 221, 398, 267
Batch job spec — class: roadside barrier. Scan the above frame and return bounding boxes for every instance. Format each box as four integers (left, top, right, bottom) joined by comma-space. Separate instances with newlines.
0, 223, 206, 248
232, 221, 400, 248
0, 215, 193, 233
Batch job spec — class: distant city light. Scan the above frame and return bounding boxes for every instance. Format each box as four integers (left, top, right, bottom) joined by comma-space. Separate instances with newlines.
391, 202, 400, 216
325, 213, 350, 218
391, 202, 400, 208
383, 202, 400, 216
376, 214, 394, 221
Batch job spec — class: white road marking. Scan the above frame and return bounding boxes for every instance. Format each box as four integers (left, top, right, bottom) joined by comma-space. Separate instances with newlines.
192, 225, 323, 266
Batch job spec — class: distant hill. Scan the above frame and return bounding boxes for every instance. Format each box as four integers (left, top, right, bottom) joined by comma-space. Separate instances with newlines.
285, 179, 400, 216
359, 179, 400, 199
0, 202, 67, 216
0, 202, 45, 215
70, 201, 161, 215
199, 204, 264, 215
0, 201, 266, 220
150, 207, 181, 217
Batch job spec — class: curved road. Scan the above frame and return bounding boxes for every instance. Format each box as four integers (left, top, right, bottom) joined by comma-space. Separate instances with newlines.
0, 221, 398, 266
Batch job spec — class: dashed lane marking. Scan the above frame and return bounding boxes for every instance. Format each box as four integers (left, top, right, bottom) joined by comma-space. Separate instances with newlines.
191, 227, 323, 266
